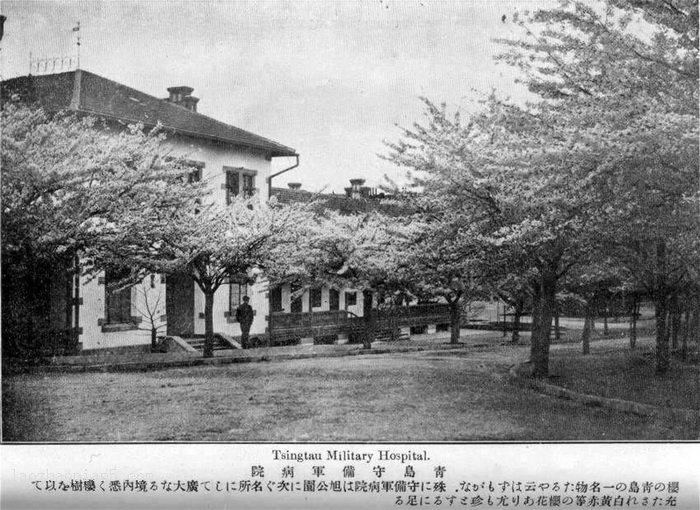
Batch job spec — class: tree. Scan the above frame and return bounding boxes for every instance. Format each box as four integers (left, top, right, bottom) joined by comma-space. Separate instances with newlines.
93, 196, 313, 358
386, 98, 602, 377
492, 272, 534, 344
495, 0, 699, 374
132, 278, 167, 352
395, 198, 486, 345
561, 260, 623, 354
1, 104, 200, 355
271, 208, 418, 349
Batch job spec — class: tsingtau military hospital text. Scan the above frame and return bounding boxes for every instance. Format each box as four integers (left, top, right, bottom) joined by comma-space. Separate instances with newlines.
271, 449, 430, 464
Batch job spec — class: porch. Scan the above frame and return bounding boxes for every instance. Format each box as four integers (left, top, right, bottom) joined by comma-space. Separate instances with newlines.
267, 303, 452, 345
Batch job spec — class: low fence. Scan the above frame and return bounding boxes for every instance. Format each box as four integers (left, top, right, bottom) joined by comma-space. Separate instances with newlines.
269, 303, 452, 343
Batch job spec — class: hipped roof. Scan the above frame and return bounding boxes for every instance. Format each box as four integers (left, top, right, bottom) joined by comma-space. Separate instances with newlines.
1, 70, 297, 157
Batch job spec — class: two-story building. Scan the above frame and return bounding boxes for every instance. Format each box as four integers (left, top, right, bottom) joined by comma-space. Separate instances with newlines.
2, 69, 298, 353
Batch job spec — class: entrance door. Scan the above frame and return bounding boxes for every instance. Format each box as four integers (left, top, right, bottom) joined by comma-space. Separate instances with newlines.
166, 273, 195, 336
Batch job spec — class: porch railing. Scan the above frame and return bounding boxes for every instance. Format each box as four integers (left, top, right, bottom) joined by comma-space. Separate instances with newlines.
269, 303, 451, 342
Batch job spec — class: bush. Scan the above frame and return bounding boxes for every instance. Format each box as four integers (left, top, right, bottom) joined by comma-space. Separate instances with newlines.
314, 335, 338, 345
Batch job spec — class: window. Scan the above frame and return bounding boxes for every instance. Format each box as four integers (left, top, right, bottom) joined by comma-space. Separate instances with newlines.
105, 267, 132, 324
242, 174, 255, 197
270, 286, 283, 312
224, 167, 257, 204
345, 291, 357, 307
329, 289, 340, 311
186, 160, 204, 183
311, 288, 322, 309
229, 282, 248, 313
290, 283, 303, 313
225, 170, 239, 201
164, 157, 203, 183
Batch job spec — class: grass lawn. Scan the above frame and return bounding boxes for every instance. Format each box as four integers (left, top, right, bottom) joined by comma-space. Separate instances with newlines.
548, 345, 700, 411
3, 345, 696, 441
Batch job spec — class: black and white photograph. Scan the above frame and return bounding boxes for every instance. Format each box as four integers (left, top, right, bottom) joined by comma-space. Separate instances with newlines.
1, 0, 699, 499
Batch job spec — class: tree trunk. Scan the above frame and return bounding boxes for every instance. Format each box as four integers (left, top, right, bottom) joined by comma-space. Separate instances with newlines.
692, 296, 700, 350
511, 305, 522, 344
603, 302, 609, 336
655, 295, 670, 374
554, 304, 561, 341
203, 290, 215, 358
362, 290, 374, 350
449, 297, 461, 345
581, 304, 592, 355
531, 274, 556, 378
151, 326, 158, 352
530, 282, 542, 364
629, 295, 638, 349
670, 293, 680, 350
654, 241, 670, 375
681, 308, 690, 361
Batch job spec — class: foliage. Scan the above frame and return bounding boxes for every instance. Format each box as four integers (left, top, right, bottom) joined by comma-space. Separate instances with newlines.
385, 0, 698, 375
0, 103, 202, 356
94, 195, 316, 357
497, 0, 699, 373
1, 104, 202, 264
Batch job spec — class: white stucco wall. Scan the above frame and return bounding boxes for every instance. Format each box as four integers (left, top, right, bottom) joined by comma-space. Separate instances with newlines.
80, 272, 167, 351
164, 135, 272, 203
275, 284, 365, 318
77, 135, 274, 350
193, 280, 269, 338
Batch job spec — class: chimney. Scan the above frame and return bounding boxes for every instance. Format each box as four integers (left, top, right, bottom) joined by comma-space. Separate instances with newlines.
347, 178, 366, 199
166, 86, 199, 112
288, 183, 302, 190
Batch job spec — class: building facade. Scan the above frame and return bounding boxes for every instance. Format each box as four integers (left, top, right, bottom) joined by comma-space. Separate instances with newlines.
2, 70, 297, 353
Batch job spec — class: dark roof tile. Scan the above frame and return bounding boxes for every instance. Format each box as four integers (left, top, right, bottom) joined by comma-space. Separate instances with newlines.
1, 70, 296, 157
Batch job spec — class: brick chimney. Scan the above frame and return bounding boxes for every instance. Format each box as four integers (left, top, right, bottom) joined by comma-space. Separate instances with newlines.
166, 86, 199, 112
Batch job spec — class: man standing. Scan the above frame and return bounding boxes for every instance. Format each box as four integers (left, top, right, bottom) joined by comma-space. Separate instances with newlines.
236, 296, 254, 348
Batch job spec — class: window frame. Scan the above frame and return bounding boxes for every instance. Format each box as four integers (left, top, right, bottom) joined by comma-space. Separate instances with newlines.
224, 166, 257, 204
105, 267, 133, 325
310, 287, 322, 309
270, 286, 283, 313
345, 291, 357, 307
229, 281, 249, 314
329, 288, 340, 311
290, 283, 303, 313
185, 160, 204, 183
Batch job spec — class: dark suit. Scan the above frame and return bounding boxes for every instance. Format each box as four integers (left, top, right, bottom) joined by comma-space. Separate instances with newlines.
236, 303, 254, 347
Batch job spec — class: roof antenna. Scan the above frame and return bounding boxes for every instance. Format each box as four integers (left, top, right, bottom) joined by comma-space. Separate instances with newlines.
28, 22, 81, 74
72, 21, 80, 69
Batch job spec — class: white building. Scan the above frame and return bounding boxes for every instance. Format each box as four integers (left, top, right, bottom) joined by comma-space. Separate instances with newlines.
2, 70, 298, 353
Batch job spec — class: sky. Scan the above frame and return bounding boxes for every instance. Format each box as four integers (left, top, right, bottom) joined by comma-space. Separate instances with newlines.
0, 0, 544, 193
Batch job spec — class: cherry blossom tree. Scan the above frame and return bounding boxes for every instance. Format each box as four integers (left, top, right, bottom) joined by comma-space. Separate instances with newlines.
269, 207, 419, 349
94, 196, 315, 357
386, 98, 602, 377
1, 104, 201, 355
497, 0, 699, 374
